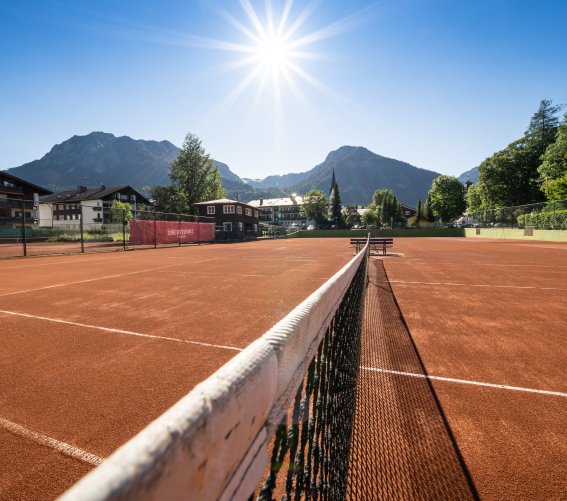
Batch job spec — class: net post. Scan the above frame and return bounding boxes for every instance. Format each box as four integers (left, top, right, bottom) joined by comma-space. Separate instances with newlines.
20, 198, 27, 257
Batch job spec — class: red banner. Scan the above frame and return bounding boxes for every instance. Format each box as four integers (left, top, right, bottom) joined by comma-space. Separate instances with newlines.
129, 220, 215, 245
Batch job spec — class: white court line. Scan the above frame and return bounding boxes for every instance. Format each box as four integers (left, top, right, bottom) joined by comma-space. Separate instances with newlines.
0, 309, 243, 352
361, 367, 567, 398
386, 280, 567, 291
387, 261, 567, 269
0, 259, 219, 298
0, 416, 103, 466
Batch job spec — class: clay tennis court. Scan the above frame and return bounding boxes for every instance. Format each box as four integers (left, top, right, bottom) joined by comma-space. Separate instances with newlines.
1, 237, 566, 499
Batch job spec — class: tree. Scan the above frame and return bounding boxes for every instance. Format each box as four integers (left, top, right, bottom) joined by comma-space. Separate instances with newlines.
539, 112, 567, 198
542, 172, 567, 200
300, 190, 329, 225
361, 204, 379, 226
368, 188, 402, 226
465, 183, 484, 213
415, 198, 423, 224
424, 193, 435, 222
476, 100, 561, 208
329, 181, 345, 227
525, 99, 562, 159
344, 204, 358, 228
427, 175, 466, 222
152, 133, 224, 215
111, 200, 132, 224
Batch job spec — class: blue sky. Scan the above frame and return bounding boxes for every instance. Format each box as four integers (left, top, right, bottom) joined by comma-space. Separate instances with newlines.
1, 0, 566, 180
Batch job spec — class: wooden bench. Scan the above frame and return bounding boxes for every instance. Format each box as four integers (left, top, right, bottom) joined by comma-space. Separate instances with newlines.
350, 237, 393, 255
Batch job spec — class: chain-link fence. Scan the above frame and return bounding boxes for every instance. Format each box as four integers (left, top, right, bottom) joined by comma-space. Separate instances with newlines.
0, 198, 215, 258
467, 199, 567, 230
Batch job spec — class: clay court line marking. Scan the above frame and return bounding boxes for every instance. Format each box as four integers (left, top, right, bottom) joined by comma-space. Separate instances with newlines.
0, 416, 103, 466
0, 260, 218, 298
386, 280, 567, 291
361, 367, 567, 398
0, 310, 243, 352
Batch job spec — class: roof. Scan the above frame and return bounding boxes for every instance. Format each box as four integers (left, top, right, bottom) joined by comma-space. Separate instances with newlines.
40, 185, 149, 204
247, 196, 304, 207
194, 199, 257, 209
1, 171, 52, 195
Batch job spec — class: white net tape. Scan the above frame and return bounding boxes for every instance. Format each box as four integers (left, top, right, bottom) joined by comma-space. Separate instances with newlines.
59, 241, 368, 501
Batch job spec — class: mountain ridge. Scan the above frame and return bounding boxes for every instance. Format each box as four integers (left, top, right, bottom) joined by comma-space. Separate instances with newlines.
6, 132, 449, 206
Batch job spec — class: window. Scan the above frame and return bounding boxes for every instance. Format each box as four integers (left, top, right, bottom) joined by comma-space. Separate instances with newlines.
223, 205, 235, 214
207, 206, 215, 215
223, 222, 232, 232
236, 206, 242, 214
238, 222, 243, 232
254, 210, 259, 218
245, 208, 252, 216
253, 224, 258, 233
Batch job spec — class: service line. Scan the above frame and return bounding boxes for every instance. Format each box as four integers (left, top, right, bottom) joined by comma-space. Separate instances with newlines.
386, 280, 567, 292
0, 416, 103, 466
0, 259, 220, 298
361, 367, 567, 398
0, 309, 243, 352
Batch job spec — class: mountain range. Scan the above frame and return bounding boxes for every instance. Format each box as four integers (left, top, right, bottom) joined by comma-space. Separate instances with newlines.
6, 131, 454, 206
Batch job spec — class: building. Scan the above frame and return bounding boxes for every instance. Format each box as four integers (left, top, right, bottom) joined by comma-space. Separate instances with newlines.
39, 185, 149, 228
194, 199, 260, 240
0, 171, 52, 228
247, 195, 310, 228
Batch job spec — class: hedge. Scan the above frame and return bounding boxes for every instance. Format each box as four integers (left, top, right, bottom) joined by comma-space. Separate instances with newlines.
517, 209, 567, 229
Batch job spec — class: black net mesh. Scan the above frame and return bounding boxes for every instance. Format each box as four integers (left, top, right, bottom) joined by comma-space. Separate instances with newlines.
257, 251, 368, 500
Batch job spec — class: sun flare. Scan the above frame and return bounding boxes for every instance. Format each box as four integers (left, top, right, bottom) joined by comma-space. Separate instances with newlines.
255, 35, 290, 70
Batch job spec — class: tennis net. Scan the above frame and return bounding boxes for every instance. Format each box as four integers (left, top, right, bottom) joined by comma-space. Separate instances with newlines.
59, 239, 369, 501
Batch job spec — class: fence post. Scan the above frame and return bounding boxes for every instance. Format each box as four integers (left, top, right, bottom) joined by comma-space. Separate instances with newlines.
122, 208, 127, 251
20, 198, 27, 257
80, 205, 85, 253
178, 216, 182, 247
154, 213, 158, 248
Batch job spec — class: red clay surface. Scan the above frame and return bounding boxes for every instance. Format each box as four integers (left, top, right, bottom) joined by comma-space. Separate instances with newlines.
0, 240, 353, 500
379, 238, 567, 499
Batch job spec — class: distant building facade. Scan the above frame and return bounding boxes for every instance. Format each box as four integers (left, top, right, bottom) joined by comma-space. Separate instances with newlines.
248, 195, 311, 228
0, 172, 51, 228
194, 199, 260, 240
39, 185, 149, 228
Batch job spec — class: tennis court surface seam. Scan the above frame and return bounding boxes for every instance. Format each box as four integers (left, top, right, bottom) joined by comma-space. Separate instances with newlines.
0, 309, 243, 352
0, 416, 103, 466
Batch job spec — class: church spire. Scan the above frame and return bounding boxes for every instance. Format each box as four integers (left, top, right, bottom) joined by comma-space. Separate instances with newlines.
329, 169, 336, 196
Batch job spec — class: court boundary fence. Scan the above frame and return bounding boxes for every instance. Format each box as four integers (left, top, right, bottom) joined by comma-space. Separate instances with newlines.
58, 238, 370, 501
0, 197, 215, 257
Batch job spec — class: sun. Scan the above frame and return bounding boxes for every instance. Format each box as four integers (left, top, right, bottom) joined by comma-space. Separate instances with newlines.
255, 34, 290, 70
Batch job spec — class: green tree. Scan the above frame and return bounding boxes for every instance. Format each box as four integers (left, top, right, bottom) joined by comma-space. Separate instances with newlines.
477, 100, 561, 208
424, 193, 435, 222
361, 204, 379, 226
427, 175, 466, 222
542, 172, 567, 200
378, 191, 402, 227
152, 133, 224, 215
344, 204, 358, 228
539, 112, 567, 198
111, 200, 132, 223
329, 181, 345, 227
300, 190, 329, 225
415, 198, 423, 225
465, 183, 484, 213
